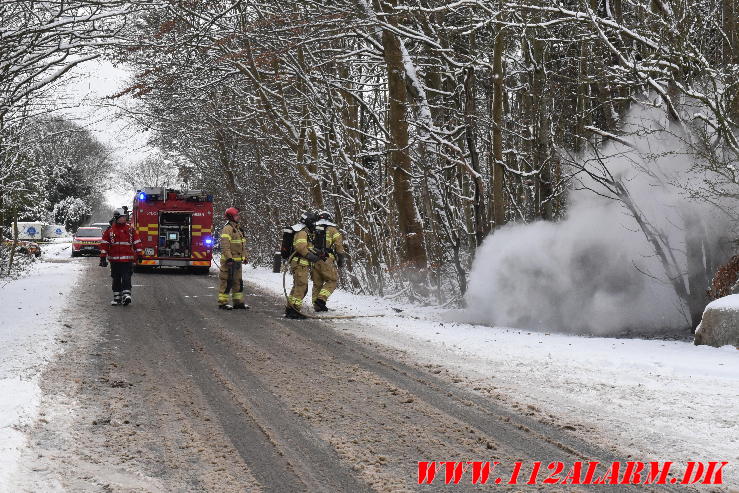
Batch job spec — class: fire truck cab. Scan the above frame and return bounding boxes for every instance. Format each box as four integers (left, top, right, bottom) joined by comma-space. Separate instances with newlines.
132, 187, 214, 273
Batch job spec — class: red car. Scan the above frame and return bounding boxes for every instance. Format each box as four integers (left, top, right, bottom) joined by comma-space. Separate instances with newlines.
1, 240, 41, 257
71, 227, 104, 257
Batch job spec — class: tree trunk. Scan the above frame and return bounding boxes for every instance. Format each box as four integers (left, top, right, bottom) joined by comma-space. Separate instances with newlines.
380, 19, 429, 287
7, 214, 18, 273
464, 66, 488, 244
684, 211, 710, 328
0, 115, 5, 250
575, 33, 590, 152
491, 29, 506, 229
724, 0, 739, 118
308, 125, 324, 209
528, 23, 551, 220
296, 121, 324, 209
617, 183, 692, 327
0, 182, 4, 248
724, 0, 738, 63
213, 122, 239, 201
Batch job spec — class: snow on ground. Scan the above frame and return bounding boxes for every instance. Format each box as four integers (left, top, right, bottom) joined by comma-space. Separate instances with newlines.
0, 239, 85, 489
246, 264, 739, 487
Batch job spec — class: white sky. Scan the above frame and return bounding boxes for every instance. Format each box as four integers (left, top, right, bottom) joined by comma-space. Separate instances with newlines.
51, 58, 154, 209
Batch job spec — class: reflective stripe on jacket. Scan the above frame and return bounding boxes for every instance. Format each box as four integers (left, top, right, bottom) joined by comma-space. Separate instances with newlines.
291, 228, 312, 266
100, 223, 141, 262
220, 221, 246, 262
325, 225, 345, 258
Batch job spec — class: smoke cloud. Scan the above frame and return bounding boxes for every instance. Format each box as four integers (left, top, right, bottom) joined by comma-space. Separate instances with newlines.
464, 106, 735, 335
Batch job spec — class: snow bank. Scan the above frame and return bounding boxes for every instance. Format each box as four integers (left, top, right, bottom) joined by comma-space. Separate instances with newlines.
704, 294, 739, 311
694, 294, 739, 348
0, 240, 84, 489
246, 265, 739, 487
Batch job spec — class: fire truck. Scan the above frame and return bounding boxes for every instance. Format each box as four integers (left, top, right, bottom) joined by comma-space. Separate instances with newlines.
131, 187, 214, 273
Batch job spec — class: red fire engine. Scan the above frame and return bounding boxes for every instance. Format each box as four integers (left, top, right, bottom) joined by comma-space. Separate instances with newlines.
132, 187, 214, 273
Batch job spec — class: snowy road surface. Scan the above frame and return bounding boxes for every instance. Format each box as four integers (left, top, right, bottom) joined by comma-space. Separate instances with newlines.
0, 262, 694, 492
0, 240, 83, 489
245, 266, 739, 486
1, 258, 733, 491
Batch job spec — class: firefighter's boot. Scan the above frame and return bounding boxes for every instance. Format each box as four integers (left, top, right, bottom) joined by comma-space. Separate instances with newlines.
233, 303, 249, 310
122, 290, 132, 305
314, 299, 328, 312
285, 305, 306, 319
219, 303, 233, 310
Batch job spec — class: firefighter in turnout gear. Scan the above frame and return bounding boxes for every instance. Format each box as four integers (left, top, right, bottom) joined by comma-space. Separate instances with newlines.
100, 209, 142, 305
218, 207, 248, 310
285, 211, 319, 319
311, 211, 346, 312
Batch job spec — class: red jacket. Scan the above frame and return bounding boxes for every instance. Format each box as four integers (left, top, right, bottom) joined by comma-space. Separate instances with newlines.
100, 223, 142, 262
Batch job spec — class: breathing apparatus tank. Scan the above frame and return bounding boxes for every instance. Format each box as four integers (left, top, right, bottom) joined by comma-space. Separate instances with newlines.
272, 248, 283, 273
275, 226, 298, 273
281, 227, 295, 259
313, 224, 326, 252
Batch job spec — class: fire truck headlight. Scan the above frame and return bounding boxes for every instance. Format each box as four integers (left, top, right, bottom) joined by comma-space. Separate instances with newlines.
138, 192, 146, 201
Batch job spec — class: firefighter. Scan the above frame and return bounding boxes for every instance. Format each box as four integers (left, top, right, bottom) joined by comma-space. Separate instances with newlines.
218, 207, 248, 310
99, 209, 142, 305
285, 211, 320, 319
311, 210, 346, 312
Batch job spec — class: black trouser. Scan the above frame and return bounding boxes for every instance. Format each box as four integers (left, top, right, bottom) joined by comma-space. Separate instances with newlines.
110, 262, 133, 295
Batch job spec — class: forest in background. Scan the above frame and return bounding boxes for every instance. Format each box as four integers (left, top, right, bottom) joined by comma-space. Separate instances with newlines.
2, 0, 738, 327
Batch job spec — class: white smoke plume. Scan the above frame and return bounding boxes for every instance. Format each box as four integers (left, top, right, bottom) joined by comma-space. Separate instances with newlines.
464, 106, 736, 335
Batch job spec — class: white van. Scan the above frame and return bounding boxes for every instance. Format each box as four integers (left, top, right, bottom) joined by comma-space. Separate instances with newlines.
17, 222, 45, 240
43, 224, 67, 239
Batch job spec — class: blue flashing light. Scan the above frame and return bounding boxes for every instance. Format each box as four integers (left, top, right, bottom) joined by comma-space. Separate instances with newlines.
204, 237, 213, 246
138, 192, 146, 201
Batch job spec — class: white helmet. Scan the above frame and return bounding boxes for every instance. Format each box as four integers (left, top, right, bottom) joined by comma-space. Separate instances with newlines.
317, 210, 333, 222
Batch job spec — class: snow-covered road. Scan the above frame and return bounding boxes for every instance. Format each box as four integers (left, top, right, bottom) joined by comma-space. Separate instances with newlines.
1, 255, 736, 489
247, 265, 739, 487
11, 260, 640, 492
0, 240, 86, 489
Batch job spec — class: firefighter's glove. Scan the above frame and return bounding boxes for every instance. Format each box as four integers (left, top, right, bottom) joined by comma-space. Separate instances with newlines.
319, 251, 329, 261
225, 258, 234, 265
137, 255, 143, 263
337, 253, 345, 269
306, 252, 320, 263
99, 257, 108, 268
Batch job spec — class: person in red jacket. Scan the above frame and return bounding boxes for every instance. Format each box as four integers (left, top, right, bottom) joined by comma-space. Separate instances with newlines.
99, 209, 142, 305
